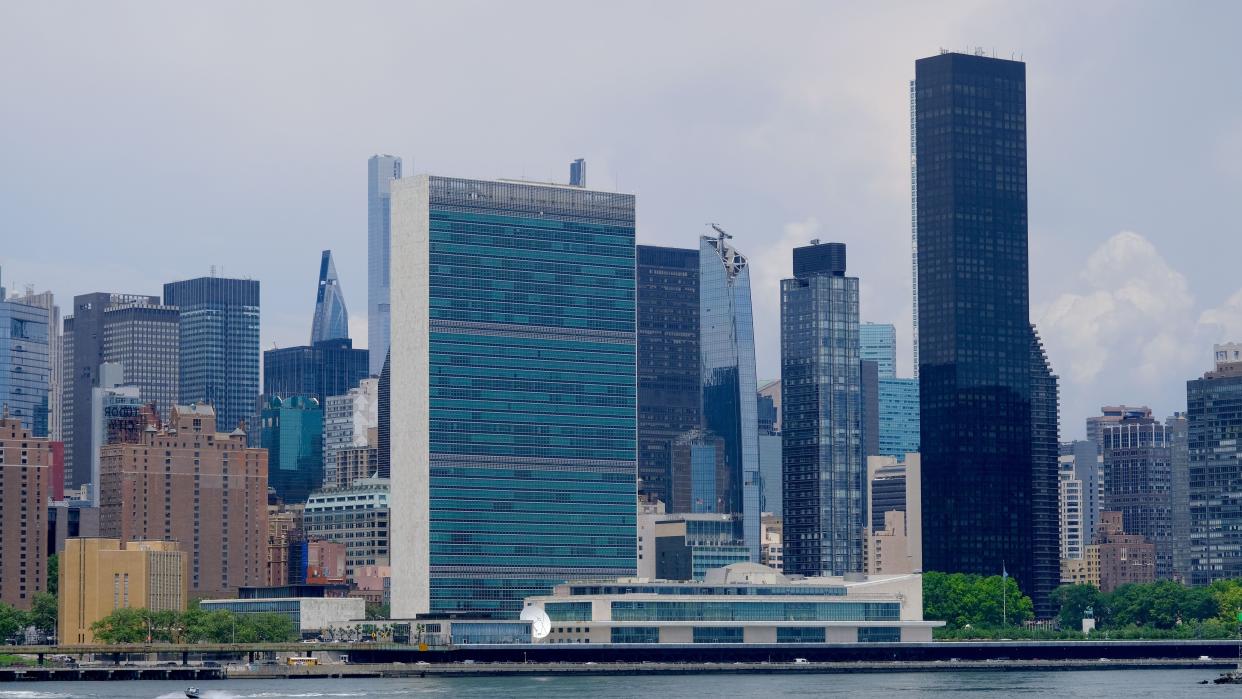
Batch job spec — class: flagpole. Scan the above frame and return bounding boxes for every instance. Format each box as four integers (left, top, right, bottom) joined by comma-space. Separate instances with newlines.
1002, 562, 1007, 628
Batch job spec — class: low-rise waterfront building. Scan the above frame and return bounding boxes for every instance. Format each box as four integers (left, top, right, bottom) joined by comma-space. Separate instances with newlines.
523, 563, 940, 645
199, 595, 364, 639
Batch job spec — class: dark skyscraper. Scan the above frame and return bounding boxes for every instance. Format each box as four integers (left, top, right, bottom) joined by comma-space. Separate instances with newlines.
163, 277, 260, 435
781, 241, 864, 576
636, 245, 701, 507
263, 338, 369, 405
914, 52, 1056, 614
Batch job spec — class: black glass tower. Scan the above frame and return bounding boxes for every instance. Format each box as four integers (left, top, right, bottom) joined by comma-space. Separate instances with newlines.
262, 338, 369, 405
914, 52, 1056, 615
636, 245, 701, 506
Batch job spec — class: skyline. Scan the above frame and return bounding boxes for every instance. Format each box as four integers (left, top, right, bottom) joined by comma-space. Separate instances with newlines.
4, 2, 1242, 437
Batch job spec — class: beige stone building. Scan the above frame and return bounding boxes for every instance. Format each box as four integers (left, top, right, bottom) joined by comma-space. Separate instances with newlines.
59, 538, 187, 645
863, 454, 922, 575
98, 403, 268, 597
0, 414, 50, 609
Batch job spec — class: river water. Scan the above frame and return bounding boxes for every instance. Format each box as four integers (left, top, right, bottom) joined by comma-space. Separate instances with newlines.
1, 669, 1238, 698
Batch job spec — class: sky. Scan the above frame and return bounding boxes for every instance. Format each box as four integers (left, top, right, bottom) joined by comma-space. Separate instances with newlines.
3, 1, 1241, 440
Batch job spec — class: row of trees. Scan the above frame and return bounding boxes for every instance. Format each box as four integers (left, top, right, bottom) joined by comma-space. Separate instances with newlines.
90, 607, 296, 644
925, 572, 1242, 639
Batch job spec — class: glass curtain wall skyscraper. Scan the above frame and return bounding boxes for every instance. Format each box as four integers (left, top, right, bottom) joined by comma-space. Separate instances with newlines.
310, 250, 349, 344
1187, 346, 1242, 585
781, 242, 864, 576
699, 230, 762, 562
389, 176, 637, 618
914, 52, 1057, 615
636, 245, 701, 507
0, 284, 50, 437
163, 277, 260, 435
368, 155, 402, 376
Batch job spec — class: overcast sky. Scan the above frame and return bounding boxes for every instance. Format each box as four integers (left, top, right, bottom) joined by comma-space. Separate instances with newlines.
3, 1, 1241, 440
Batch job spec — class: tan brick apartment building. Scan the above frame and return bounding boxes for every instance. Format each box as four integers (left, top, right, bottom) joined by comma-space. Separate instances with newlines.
98, 403, 267, 596
0, 414, 50, 609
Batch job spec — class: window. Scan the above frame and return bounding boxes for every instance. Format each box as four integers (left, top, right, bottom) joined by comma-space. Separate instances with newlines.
692, 627, 743, 643
611, 627, 659, 644
857, 627, 901, 643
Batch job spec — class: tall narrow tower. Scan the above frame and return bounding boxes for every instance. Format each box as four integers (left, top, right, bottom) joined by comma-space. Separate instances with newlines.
368, 155, 403, 376
914, 52, 1057, 615
310, 250, 349, 344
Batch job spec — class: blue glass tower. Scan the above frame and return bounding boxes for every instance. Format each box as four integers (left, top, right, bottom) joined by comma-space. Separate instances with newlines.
368, 155, 402, 376
699, 229, 761, 562
914, 52, 1057, 614
310, 250, 349, 344
860, 322, 920, 457
261, 395, 324, 503
781, 242, 864, 576
860, 323, 897, 379
0, 279, 50, 436
390, 176, 636, 618
163, 277, 260, 435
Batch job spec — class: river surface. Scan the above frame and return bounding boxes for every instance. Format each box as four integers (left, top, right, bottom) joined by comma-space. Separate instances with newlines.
2, 669, 1239, 698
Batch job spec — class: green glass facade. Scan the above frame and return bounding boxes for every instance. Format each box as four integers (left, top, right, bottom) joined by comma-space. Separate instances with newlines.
394, 177, 637, 618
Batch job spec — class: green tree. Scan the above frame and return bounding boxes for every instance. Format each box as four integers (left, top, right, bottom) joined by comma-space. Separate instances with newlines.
90, 607, 152, 643
238, 612, 296, 642
923, 571, 1033, 629
0, 603, 29, 643
365, 602, 389, 621
46, 555, 58, 597
1053, 584, 1105, 630
1107, 580, 1217, 629
28, 593, 57, 634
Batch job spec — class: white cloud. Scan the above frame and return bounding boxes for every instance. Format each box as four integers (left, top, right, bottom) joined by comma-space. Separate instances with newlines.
1037, 231, 1240, 437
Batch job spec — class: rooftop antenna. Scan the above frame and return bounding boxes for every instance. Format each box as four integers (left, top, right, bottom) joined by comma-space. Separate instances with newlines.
709, 223, 731, 240
210, 265, 217, 277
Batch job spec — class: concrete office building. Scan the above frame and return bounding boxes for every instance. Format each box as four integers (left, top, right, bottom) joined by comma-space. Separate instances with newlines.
914, 52, 1058, 615
760, 514, 783, 571
59, 538, 187, 645
0, 283, 51, 437
323, 378, 379, 487
642, 513, 749, 581
303, 477, 390, 578
100, 301, 180, 424
368, 154, 402, 376
1060, 440, 1103, 552
863, 454, 922, 575
0, 413, 51, 608
1094, 512, 1156, 593
1188, 344, 1242, 585
88, 363, 158, 503
8, 287, 60, 439
524, 563, 941, 645
1058, 457, 1085, 562
390, 175, 637, 617
200, 595, 364, 640
1087, 406, 1153, 450
164, 277, 260, 436
62, 292, 166, 487
781, 242, 864, 576
261, 395, 324, 503
97, 403, 267, 596
1101, 413, 1174, 579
